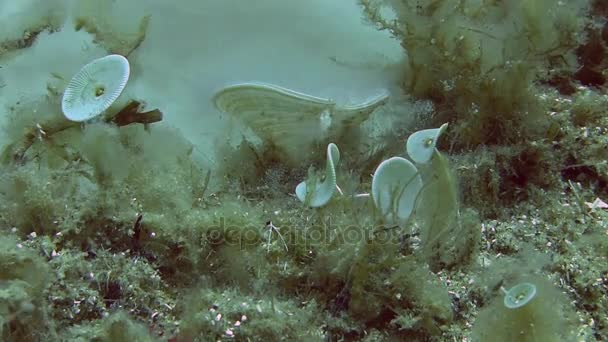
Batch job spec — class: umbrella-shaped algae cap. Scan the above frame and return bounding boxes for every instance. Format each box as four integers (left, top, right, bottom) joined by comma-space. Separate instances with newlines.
371, 156, 423, 224
61, 54, 130, 122
295, 142, 341, 207
406, 123, 448, 164
212, 82, 388, 166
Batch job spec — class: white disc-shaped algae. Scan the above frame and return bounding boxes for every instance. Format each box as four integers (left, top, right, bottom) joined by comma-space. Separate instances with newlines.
61, 54, 130, 122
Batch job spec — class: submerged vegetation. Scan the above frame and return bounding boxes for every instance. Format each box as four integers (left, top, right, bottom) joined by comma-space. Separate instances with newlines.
0, 0, 607, 341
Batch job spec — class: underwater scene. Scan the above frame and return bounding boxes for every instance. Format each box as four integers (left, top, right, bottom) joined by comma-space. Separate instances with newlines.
0, 0, 607, 341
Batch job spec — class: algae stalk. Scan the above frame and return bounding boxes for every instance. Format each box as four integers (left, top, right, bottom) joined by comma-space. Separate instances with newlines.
1, 100, 163, 165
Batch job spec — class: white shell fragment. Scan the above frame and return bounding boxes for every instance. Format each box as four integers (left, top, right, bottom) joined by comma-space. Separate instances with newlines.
295, 143, 340, 207
406, 123, 448, 164
371, 156, 423, 224
212, 82, 389, 163
61, 54, 130, 122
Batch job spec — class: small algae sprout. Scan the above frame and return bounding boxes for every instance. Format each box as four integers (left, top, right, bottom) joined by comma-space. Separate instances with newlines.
264, 220, 288, 253
295, 143, 340, 207
62, 54, 130, 122
502, 282, 537, 309
406, 122, 448, 164
371, 156, 423, 224
212, 82, 388, 165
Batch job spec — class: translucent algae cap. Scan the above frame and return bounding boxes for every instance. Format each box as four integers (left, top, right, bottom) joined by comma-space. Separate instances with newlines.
371, 156, 423, 223
295, 143, 340, 207
61, 54, 130, 122
503, 282, 537, 309
212, 82, 388, 165
406, 123, 448, 164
